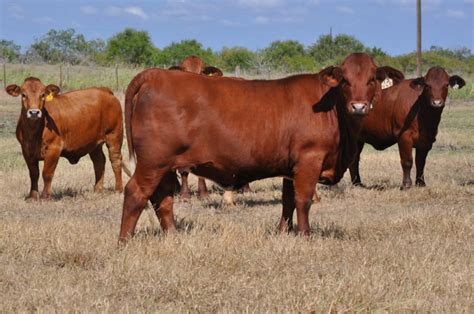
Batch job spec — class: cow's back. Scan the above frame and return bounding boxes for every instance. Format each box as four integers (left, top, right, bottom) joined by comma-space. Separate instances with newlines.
44, 88, 122, 153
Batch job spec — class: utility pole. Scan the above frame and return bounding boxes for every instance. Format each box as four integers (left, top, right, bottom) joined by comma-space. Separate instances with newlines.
416, 0, 422, 77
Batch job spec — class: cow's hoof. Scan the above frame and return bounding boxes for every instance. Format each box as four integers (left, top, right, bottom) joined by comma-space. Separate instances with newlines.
198, 192, 210, 199
400, 185, 411, 191
353, 182, 366, 188
240, 185, 252, 193
415, 180, 426, 187
25, 192, 40, 201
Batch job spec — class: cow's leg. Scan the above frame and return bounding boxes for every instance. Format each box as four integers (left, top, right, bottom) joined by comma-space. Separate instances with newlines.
398, 136, 414, 190
179, 170, 191, 199
105, 132, 124, 192
197, 177, 209, 198
89, 145, 106, 193
241, 183, 252, 193
278, 178, 295, 233
415, 147, 430, 187
25, 159, 40, 200
41, 149, 61, 200
349, 141, 365, 186
222, 190, 235, 206
293, 154, 323, 235
149, 171, 177, 232
119, 166, 168, 242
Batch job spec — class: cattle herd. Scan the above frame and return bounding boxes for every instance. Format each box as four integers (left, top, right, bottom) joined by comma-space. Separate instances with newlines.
5, 53, 465, 242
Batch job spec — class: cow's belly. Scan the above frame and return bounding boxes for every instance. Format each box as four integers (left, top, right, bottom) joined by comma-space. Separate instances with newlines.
61, 141, 103, 164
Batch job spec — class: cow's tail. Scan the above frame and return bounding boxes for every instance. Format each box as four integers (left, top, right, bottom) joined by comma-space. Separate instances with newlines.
124, 70, 153, 176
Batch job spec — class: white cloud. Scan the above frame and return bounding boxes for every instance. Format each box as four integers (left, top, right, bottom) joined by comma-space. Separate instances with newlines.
105, 6, 122, 17
124, 6, 149, 20
254, 16, 270, 24
336, 6, 355, 14
238, 0, 284, 9
104, 6, 149, 20
446, 9, 467, 18
80, 5, 98, 15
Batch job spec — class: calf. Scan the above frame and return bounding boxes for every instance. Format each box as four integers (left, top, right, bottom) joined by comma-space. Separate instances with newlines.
349, 67, 465, 189
120, 53, 403, 241
6, 77, 125, 200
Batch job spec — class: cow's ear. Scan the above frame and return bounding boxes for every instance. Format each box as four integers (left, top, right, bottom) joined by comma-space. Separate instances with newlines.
168, 65, 182, 71
6, 84, 21, 97
319, 66, 343, 87
449, 75, 465, 89
409, 77, 425, 91
45, 84, 60, 96
376, 66, 404, 84
202, 66, 223, 77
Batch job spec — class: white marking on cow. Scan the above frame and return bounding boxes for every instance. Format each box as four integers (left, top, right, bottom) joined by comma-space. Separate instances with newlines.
381, 78, 393, 89
453, 84, 459, 90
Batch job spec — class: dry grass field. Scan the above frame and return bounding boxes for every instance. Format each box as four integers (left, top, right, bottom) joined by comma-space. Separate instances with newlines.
0, 90, 472, 312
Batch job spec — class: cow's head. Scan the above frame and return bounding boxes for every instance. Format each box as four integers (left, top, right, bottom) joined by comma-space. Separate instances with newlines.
326, 53, 404, 116
169, 55, 223, 77
410, 67, 465, 108
6, 77, 60, 120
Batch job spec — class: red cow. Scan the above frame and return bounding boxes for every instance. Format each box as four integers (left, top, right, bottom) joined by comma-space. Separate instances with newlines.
6, 77, 126, 200
119, 53, 403, 241
169, 55, 251, 200
349, 66, 466, 189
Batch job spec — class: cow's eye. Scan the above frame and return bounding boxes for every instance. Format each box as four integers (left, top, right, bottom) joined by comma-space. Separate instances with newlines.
21, 93, 26, 98
367, 78, 376, 85
342, 79, 351, 87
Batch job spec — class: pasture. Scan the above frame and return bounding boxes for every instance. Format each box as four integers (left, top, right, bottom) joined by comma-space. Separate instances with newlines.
0, 89, 472, 312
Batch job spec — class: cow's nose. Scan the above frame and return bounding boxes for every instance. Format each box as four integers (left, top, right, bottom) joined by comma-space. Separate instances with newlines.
351, 102, 368, 115
26, 109, 42, 119
432, 99, 444, 107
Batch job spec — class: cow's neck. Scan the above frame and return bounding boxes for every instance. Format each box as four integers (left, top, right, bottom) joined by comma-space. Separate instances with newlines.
334, 97, 365, 181
19, 111, 45, 144
418, 93, 443, 142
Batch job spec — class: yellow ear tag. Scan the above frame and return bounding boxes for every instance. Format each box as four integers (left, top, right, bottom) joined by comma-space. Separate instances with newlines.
45, 93, 54, 102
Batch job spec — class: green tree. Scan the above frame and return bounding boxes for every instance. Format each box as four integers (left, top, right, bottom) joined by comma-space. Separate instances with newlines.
105, 28, 159, 66
0, 40, 21, 62
28, 28, 104, 65
309, 34, 366, 66
216, 46, 254, 71
157, 39, 214, 66
263, 40, 315, 72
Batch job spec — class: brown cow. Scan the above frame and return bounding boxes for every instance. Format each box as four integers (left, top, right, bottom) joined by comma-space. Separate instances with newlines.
119, 53, 403, 241
169, 55, 223, 77
169, 55, 251, 200
6, 77, 125, 200
349, 66, 466, 189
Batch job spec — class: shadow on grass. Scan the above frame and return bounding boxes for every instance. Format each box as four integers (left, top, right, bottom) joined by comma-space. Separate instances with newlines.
459, 180, 474, 186
264, 222, 349, 241
134, 217, 199, 239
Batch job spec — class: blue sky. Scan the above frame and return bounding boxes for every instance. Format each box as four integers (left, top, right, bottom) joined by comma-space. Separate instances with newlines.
1, 0, 473, 55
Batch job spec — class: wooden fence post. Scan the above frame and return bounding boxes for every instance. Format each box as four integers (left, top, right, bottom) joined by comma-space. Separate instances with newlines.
115, 64, 119, 91
59, 64, 63, 88
2, 63, 6, 89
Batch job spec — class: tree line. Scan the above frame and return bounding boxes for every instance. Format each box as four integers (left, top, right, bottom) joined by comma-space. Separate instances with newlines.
1, 28, 473, 74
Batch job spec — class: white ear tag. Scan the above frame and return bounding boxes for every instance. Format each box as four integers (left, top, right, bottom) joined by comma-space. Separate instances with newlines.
453, 84, 459, 90
381, 78, 393, 90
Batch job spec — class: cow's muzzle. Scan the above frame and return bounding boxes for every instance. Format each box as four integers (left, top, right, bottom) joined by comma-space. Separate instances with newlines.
350, 102, 369, 115
431, 99, 444, 107
26, 109, 42, 119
